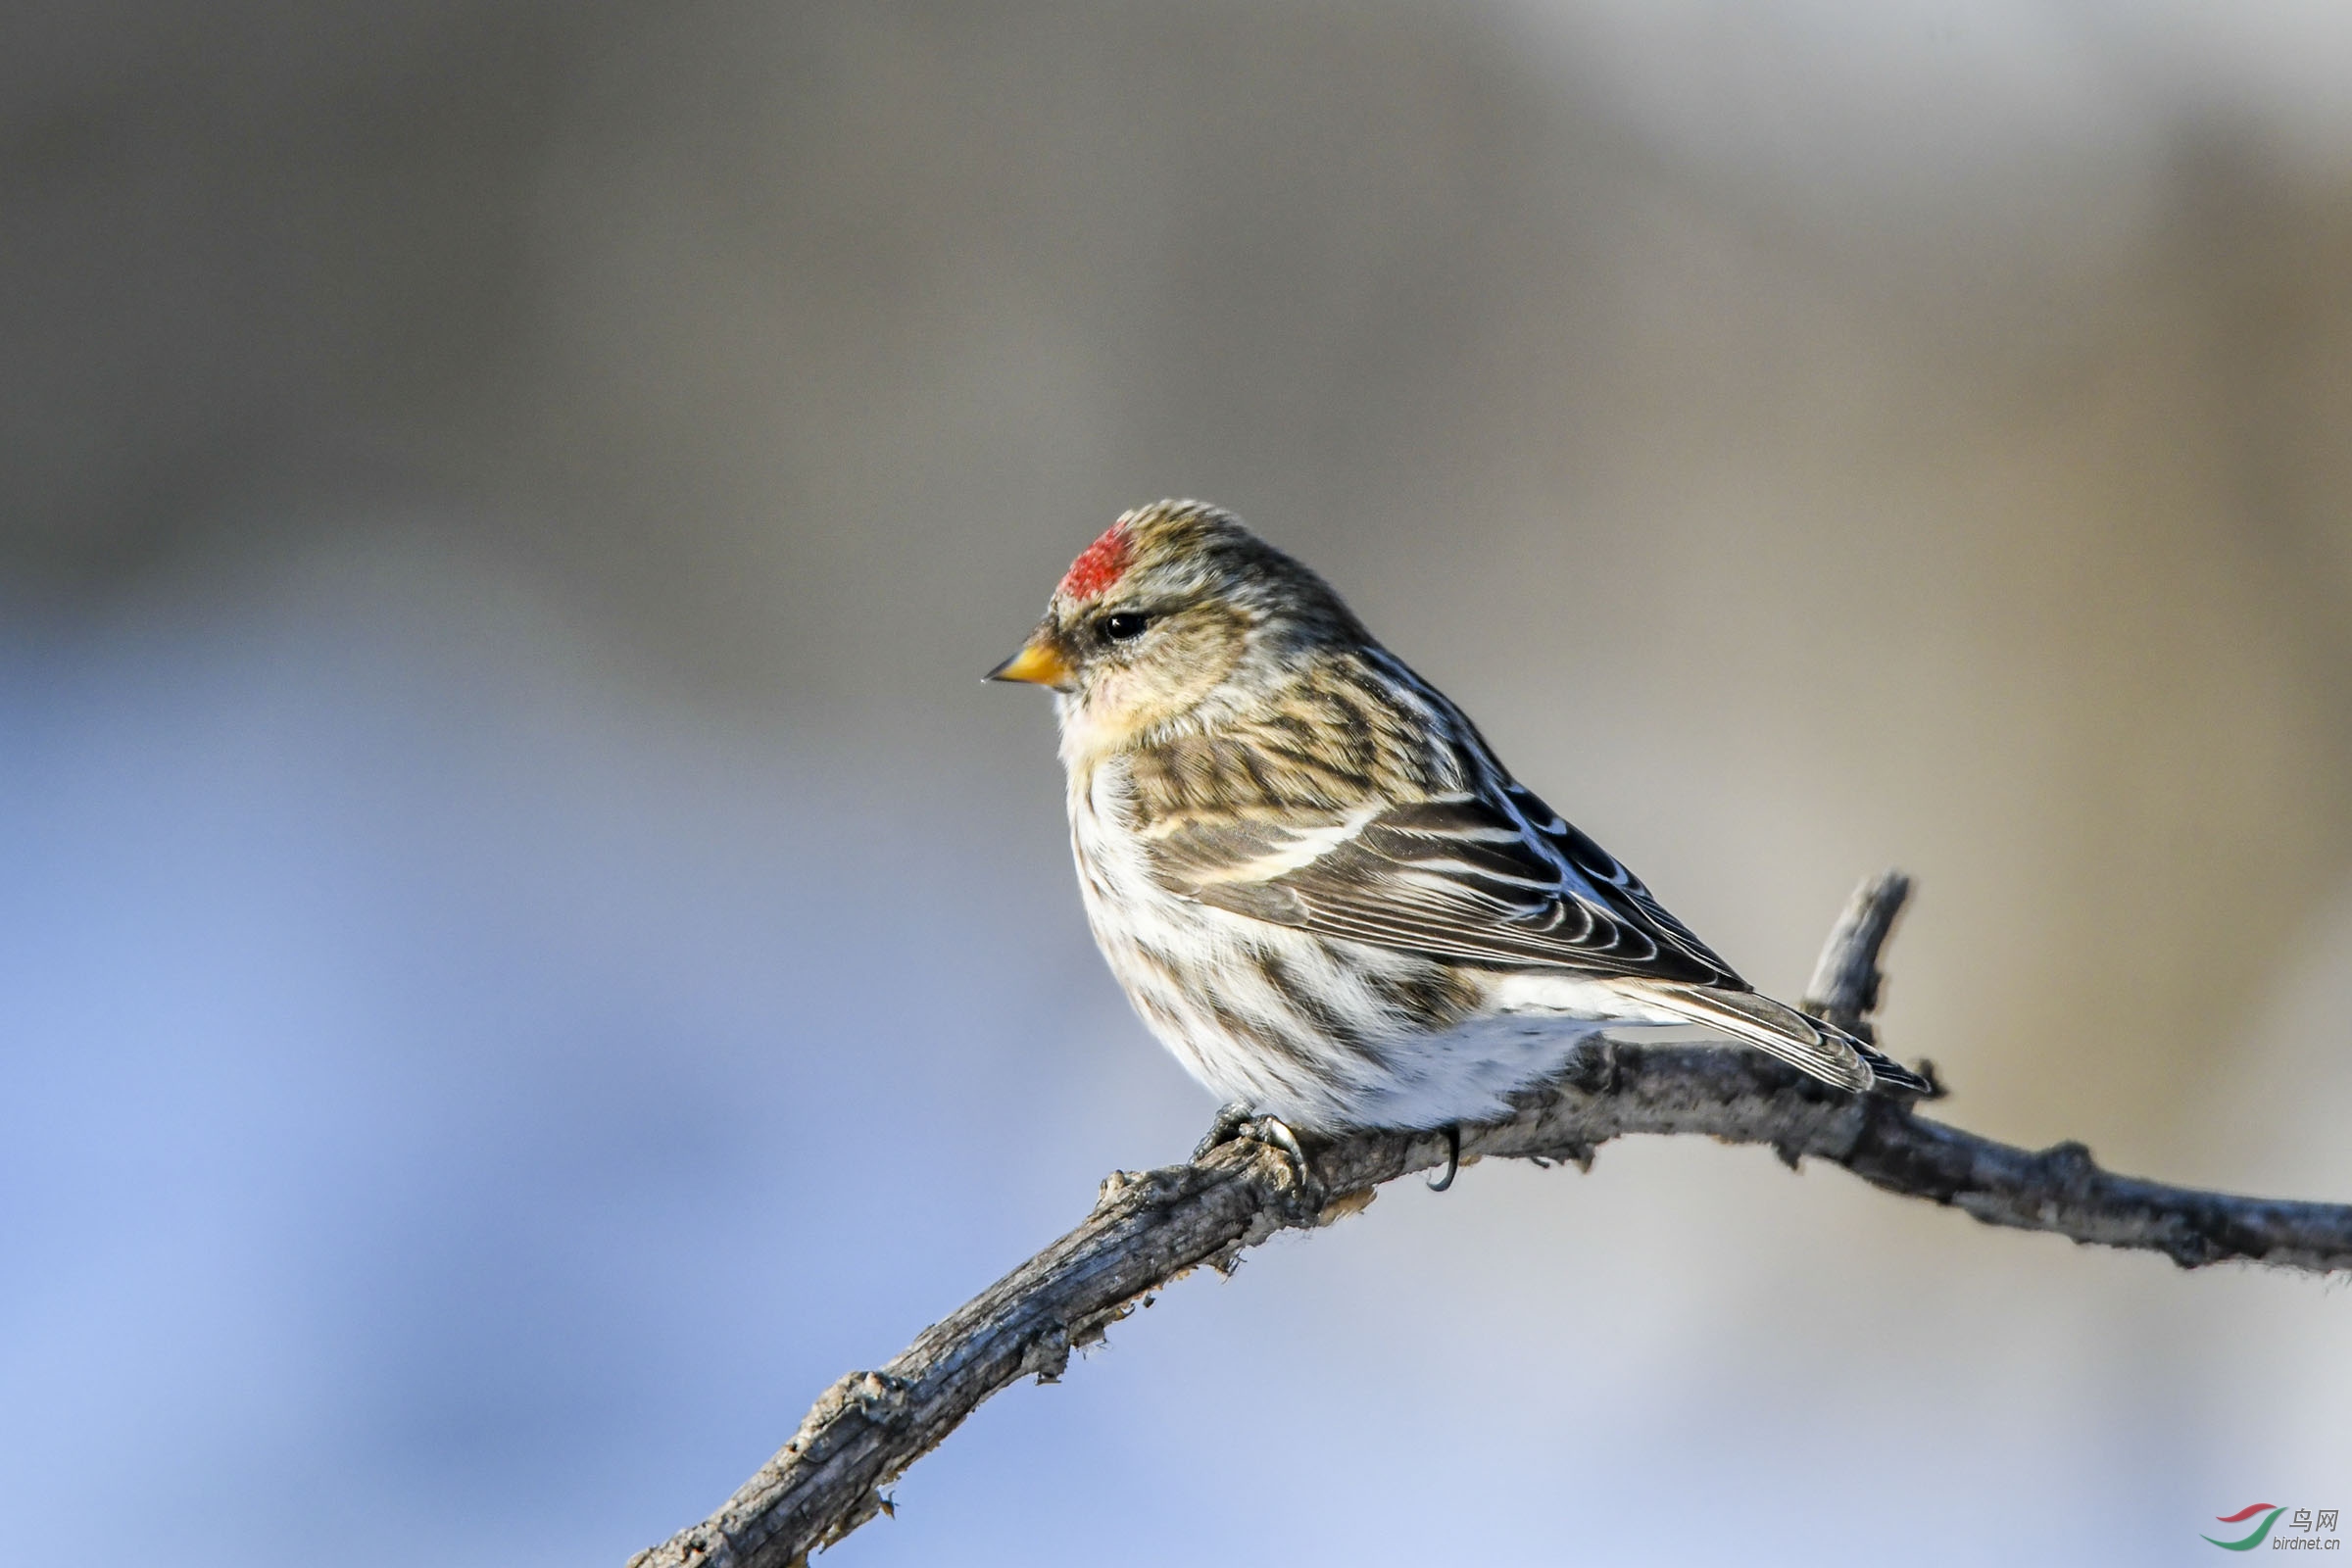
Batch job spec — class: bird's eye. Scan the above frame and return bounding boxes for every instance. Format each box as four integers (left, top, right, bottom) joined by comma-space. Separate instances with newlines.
1100, 612, 1150, 643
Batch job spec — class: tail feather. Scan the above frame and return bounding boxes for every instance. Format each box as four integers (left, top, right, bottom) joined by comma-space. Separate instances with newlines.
1636, 984, 1929, 1094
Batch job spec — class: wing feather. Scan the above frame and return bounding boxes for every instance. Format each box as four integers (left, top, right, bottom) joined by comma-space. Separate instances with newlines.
1150, 780, 1743, 989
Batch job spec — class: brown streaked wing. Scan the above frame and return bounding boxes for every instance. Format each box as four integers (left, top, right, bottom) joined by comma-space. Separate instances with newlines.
1157, 785, 1744, 987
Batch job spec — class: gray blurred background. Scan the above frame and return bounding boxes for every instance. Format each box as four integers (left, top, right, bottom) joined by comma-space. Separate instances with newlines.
4, 3, 2349, 1563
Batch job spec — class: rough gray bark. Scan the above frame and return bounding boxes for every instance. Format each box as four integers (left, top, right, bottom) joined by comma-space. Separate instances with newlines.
628, 873, 2352, 1568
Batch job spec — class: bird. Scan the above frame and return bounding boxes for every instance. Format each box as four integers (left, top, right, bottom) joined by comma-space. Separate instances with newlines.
988, 501, 1928, 1182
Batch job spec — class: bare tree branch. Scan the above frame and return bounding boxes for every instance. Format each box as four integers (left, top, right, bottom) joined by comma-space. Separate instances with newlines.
628, 872, 2352, 1568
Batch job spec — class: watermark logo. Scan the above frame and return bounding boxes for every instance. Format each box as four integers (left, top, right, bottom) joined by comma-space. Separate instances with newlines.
2204, 1504, 2339, 1552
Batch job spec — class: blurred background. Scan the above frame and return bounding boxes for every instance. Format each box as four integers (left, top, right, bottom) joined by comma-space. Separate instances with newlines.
3, 2, 2349, 1563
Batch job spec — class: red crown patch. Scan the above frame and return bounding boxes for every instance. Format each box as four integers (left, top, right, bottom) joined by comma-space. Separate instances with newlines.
1058, 522, 1133, 600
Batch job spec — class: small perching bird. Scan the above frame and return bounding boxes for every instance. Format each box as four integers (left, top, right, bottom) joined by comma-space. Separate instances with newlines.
990, 502, 1927, 1168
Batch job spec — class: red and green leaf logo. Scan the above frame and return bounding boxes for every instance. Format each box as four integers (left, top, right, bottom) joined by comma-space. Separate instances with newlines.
2205, 1504, 2286, 1550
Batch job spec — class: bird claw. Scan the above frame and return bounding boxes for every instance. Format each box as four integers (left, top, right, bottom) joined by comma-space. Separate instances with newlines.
1426, 1124, 1462, 1192
1193, 1102, 1318, 1200
1193, 1101, 1256, 1162
1241, 1115, 1312, 1193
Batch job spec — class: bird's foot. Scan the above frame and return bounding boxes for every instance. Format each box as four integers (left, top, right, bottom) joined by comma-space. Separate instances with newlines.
1426, 1124, 1463, 1192
1193, 1102, 1319, 1202
1193, 1101, 1256, 1162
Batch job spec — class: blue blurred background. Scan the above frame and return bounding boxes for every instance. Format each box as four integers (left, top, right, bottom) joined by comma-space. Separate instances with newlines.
3, 3, 2349, 1563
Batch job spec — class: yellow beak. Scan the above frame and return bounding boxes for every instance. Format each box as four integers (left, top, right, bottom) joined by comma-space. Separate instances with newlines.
986, 630, 1075, 690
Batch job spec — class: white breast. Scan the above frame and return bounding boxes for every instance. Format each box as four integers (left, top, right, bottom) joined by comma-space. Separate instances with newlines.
1068, 757, 1536, 1129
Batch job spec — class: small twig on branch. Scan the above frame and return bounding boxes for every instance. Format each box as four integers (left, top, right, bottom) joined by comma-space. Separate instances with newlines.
1801, 868, 1912, 1041
630, 872, 2352, 1568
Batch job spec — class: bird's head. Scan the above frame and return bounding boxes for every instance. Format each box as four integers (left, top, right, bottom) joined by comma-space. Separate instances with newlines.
989, 500, 1363, 762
